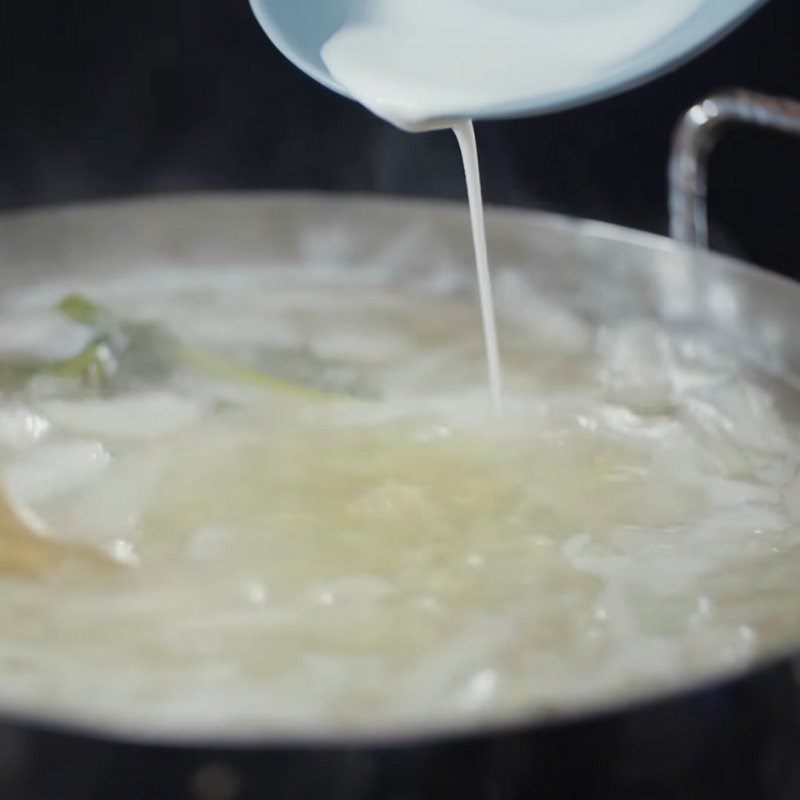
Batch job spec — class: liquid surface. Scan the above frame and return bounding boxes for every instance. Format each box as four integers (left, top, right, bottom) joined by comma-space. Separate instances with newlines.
320, 0, 703, 127
0, 264, 799, 738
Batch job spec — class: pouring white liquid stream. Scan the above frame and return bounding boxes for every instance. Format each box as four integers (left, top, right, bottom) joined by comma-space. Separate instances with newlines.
322, 0, 700, 413
321, 0, 704, 412
452, 121, 503, 413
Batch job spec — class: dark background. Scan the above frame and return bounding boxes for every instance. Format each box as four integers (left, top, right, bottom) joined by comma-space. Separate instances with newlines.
0, 0, 798, 274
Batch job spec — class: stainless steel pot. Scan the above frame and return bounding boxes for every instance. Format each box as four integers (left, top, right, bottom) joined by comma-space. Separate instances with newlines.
1, 192, 800, 799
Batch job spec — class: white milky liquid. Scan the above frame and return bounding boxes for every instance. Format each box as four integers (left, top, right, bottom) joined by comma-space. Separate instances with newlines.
321, 0, 703, 412
322, 0, 702, 129
452, 120, 503, 413
321, 0, 703, 127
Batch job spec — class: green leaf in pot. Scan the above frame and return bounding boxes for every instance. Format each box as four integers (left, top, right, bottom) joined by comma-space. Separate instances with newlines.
52, 294, 344, 401
54, 294, 179, 392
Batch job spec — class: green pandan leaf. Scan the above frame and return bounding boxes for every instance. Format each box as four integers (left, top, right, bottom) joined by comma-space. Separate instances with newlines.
52, 294, 343, 401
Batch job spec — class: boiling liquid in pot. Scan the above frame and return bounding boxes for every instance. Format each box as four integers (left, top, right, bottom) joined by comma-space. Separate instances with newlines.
0, 0, 784, 740
0, 265, 799, 736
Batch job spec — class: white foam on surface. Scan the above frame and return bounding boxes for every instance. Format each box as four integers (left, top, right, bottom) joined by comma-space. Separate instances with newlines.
39, 392, 206, 441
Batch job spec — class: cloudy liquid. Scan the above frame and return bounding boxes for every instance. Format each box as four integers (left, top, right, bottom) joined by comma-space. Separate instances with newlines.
1, 263, 800, 737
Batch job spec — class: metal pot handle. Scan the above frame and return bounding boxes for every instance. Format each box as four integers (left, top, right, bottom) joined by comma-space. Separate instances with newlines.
668, 89, 800, 249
